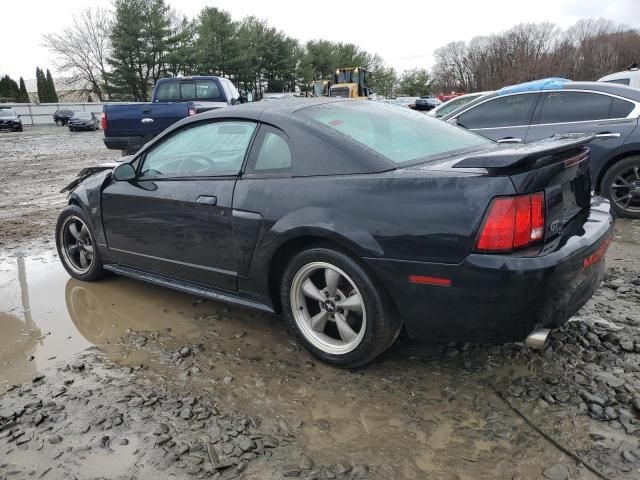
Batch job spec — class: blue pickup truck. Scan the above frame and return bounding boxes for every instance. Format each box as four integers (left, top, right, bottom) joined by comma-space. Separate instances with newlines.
102, 76, 242, 153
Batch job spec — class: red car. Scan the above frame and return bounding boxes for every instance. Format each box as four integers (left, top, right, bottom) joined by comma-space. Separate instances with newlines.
437, 91, 465, 102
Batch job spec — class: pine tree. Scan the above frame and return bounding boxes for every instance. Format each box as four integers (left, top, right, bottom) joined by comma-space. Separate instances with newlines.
36, 67, 47, 103
46, 69, 59, 103
18, 77, 29, 103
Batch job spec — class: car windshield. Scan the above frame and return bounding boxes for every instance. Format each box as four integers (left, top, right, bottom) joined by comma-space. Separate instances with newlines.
74, 113, 92, 119
0, 109, 16, 118
298, 101, 492, 165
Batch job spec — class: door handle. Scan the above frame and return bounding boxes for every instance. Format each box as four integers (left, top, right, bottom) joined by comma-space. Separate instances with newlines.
594, 132, 621, 139
497, 137, 522, 144
141, 118, 154, 124
196, 195, 217, 206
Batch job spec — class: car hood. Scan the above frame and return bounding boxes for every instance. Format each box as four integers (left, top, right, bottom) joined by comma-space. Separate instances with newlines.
60, 158, 130, 193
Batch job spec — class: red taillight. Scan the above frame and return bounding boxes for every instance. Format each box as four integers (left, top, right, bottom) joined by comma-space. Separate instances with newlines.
100, 112, 107, 130
475, 192, 545, 252
188, 107, 196, 116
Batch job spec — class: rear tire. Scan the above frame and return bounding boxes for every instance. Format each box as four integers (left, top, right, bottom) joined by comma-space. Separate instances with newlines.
55, 205, 106, 282
601, 156, 640, 219
281, 247, 402, 368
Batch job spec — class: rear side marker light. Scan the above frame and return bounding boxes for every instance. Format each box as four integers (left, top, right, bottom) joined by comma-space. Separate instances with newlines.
475, 192, 545, 253
409, 275, 452, 287
188, 107, 197, 116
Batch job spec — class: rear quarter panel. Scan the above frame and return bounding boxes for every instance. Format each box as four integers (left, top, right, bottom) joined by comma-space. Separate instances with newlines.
233, 170, 515, 298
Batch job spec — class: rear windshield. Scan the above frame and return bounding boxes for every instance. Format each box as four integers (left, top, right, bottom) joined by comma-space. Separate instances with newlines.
298, 101, 491, 165
155, 80, 223, 102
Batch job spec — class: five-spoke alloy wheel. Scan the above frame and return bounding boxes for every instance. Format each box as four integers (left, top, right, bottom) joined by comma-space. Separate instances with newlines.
281, 247, 402, 368
290, 261, 367, 355
56, 205, 105, 281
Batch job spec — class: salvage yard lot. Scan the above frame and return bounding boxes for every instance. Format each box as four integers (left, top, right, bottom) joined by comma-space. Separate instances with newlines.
1, 126, 640, 479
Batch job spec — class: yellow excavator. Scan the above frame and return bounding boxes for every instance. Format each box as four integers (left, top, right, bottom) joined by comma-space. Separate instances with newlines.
329, 67, 370, 99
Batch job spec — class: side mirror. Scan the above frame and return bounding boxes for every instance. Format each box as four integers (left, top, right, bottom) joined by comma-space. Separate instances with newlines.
113, 163, 136, 181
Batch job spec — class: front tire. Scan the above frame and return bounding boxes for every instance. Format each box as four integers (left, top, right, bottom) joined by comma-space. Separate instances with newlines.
55, 205, 105, 282
281, 247, 401, 368
601, 156, 640, 219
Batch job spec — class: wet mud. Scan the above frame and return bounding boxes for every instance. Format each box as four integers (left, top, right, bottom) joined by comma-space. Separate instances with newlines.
1, 128, 639, 479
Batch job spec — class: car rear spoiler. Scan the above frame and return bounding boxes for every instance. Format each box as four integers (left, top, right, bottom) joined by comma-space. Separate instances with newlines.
453, 134, 594, 171
60, 162, 121, 193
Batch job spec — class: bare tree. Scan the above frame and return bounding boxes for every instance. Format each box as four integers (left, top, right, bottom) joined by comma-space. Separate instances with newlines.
42, 8, 112, 101
432, 19, 640, 94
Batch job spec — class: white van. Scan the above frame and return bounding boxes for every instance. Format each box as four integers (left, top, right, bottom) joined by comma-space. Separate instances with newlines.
598, 63, 640, 88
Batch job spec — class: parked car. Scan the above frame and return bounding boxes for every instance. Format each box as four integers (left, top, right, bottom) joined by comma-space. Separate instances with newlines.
442, 78, 640, 218
102, 76, 243, 154
53, 109, 76, 126
598, 63, 640, 88
391, 96, 420, 109
429, 91, 493, 118
414, 97, 441, 111
68, 112, 100, 131
0, 108, 23, 132
56, 99, 612, 367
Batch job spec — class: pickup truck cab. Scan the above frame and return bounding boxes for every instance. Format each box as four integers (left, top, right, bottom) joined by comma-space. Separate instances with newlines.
598, 64, 640, 88
102, 76, 242, 154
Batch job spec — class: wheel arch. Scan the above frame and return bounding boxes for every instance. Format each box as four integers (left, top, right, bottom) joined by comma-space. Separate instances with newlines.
265, 231, 399, 319
596, 148, 640, 193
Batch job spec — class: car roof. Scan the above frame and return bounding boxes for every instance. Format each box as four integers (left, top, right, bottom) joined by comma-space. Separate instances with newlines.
191, 97, 350, 121
137, 98, 395, 176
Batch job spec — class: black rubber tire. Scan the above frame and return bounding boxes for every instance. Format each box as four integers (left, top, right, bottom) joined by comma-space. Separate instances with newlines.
601, 156, 640, 219
281, 247, 402, 368
55, 205, 106, 282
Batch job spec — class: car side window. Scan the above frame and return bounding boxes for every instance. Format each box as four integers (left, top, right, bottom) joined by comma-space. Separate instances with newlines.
246, 127, 292, 173
457, 94, 536, 129
139, 121, 257, 178
610, 97, 634, 118
535, 91, 612, 124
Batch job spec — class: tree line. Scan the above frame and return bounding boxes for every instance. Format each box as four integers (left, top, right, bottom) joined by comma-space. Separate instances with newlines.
41, 1, 432, 102
433, 19, 640, 92
38, 3, 640, 102
0, 67, 58, 103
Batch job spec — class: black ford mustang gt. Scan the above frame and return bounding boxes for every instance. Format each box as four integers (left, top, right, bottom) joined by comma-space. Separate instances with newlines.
56, 98, 613, 367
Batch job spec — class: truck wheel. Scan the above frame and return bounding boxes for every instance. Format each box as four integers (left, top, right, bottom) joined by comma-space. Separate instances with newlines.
602, 156, 640, 219
281, 247, 402, 368
56, 205, 106, 282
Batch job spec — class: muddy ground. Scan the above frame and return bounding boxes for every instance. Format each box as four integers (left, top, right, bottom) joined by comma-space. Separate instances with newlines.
1, 126, 639, 480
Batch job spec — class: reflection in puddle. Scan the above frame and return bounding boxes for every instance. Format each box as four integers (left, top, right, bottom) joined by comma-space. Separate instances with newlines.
0, 252, 207, 386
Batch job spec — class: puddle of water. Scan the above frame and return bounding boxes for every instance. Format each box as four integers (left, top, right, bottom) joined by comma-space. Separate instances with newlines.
0, 252, 205, 386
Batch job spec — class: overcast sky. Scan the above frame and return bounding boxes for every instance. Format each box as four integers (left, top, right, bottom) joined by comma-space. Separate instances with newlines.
2, 0, 639, 80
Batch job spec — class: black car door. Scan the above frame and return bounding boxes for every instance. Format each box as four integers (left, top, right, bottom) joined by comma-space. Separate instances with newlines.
101, 120, 258, 291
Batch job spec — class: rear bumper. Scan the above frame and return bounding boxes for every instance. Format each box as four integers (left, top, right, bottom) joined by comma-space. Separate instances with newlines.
103, 136, 146, 152
365, 198, 613, 344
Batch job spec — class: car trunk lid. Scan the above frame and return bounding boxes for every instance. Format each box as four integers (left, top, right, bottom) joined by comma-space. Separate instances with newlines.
452, 134, 594, 240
